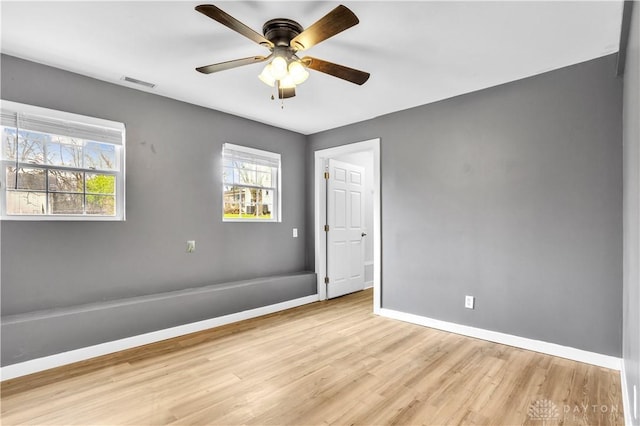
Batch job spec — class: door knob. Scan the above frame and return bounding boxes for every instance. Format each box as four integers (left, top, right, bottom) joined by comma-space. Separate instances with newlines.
361, 232, 367, 237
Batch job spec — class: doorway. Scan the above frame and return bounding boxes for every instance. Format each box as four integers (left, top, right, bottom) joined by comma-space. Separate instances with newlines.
313, 138, 381, 313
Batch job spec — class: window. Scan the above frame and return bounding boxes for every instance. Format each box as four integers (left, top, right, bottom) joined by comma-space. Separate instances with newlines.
1, 100, 125, 220
223, 143, 281, 222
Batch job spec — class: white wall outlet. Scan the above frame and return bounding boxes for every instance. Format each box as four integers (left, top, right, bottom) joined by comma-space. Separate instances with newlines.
293, 228, 298, 238
465, 295, 475, 309
186, 240, 195, 253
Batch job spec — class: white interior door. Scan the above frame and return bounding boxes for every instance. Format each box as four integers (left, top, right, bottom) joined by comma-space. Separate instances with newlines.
327, 159, 365, 299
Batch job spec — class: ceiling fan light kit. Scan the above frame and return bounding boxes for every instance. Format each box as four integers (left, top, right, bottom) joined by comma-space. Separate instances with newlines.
195, 4, 370, 101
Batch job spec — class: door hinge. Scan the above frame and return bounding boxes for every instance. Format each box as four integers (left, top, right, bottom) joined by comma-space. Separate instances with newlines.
324, 276, 329, 284
324, 224, 329, 232
324, 171, 329, 179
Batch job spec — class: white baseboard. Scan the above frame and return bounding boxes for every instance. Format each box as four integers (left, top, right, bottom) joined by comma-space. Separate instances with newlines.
364, 281, 374, 289
0, 294, 319, 381
621, 360, 637, 426
378, 308, 622, 371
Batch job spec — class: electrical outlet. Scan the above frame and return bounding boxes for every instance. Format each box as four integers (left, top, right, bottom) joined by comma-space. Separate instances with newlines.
186, 240, 195, 253
293, 228, 298, 238
465, 295, 475, 309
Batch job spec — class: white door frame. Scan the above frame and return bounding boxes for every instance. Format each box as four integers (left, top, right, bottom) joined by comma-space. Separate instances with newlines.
313, 138, 381, 313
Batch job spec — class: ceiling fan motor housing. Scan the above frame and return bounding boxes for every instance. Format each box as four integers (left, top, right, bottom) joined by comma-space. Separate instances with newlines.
262, 19, 303, 47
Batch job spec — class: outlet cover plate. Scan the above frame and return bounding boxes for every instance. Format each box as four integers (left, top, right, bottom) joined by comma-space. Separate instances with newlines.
465, 295, 474, 309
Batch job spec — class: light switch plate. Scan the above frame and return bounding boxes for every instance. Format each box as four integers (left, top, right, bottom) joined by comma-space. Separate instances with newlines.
187, 240, 195, 253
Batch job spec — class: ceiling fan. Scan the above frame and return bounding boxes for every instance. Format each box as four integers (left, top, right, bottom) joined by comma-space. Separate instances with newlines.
195, 4, 370, 99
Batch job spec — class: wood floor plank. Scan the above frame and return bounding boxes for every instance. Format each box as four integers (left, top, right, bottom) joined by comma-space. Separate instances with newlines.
0, 289, 624, 425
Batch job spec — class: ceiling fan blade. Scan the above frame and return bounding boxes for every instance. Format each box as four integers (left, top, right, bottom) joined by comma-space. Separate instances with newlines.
196, 56, 269, 74
290, 5, 359, 51
195, 4, 274, 49
301, 56, 370, 85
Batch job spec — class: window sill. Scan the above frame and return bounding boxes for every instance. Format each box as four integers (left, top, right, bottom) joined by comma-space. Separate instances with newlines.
1, 215, 125, 221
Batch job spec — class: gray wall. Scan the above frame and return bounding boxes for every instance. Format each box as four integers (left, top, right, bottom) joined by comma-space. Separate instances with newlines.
0, 49, 628, 367
307, 54, 623, 356
623, 1, 640, 422
1, 54, 312, 363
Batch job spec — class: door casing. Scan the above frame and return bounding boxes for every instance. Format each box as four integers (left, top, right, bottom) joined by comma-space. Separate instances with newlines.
313, 138, 381, 313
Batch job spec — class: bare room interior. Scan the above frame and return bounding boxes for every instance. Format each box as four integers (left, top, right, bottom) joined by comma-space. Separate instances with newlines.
1, 1, 639, 425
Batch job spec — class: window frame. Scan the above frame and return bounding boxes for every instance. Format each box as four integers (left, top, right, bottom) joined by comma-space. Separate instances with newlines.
222, 143, 281, 223
0, 100, 126, 221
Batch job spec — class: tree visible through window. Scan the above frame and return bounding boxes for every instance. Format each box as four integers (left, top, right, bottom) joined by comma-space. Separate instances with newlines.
1, 101, 125, 220
222, 143, 280, 222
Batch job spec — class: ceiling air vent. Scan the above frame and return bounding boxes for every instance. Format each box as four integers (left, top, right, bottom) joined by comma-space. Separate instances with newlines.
121, 76, 156, 89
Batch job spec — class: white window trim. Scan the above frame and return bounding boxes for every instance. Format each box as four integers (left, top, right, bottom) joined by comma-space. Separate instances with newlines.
0, 100, 126, 221
222, 143, 281, 223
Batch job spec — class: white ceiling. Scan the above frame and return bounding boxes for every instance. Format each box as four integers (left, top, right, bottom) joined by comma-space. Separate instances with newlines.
1, 1, 624, 135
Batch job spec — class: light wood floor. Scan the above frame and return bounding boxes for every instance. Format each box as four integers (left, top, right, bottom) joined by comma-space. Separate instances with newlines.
1, 289, 623, 425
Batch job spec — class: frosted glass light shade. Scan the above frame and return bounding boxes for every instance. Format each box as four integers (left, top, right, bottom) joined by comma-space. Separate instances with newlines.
270, 56, 288, 80
279, 74, 296, 89
258, 64, 276, 87
288, 61, 309, 85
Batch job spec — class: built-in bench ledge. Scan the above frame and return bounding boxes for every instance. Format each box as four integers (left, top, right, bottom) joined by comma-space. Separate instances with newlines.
1, 272, 317, 367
